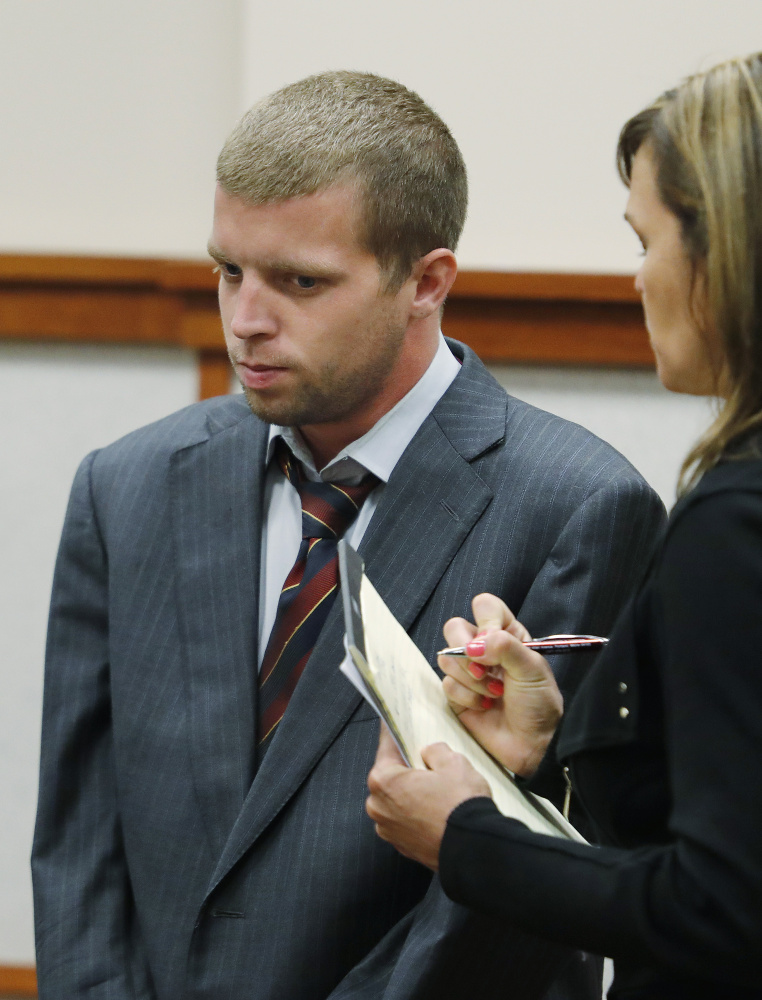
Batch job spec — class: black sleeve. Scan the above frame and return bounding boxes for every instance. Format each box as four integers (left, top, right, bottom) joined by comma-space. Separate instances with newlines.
514, 474, 665, 813
440, 489, 762, 989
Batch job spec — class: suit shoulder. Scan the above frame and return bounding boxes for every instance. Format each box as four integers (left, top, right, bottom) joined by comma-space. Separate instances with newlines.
439, 344, 656, 502
91, 394, 255, 465
442, 344, 650, 491
497, 392, 655, 497
77, 395, 266, 508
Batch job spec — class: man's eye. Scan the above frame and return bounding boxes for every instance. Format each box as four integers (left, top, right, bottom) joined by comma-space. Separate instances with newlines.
213, 262, 242, 281
295, 275, 317, 289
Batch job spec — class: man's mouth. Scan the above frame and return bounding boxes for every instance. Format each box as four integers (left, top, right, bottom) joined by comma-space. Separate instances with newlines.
237, 360, 290, 390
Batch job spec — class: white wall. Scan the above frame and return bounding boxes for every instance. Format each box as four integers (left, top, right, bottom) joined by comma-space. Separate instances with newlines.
2, 0, 759, 266
239, 0, 762, 273
0, 0, 754, 967
0, 344, 197, 962
0, 0, 241, 257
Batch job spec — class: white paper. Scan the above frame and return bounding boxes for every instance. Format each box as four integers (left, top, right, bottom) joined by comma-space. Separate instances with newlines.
349, 573, 585, 843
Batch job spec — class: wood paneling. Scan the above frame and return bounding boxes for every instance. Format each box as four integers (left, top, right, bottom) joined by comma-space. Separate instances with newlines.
443, 297, 652, 366
449, 269, 640, 303
0, 255, 652, 401
0, 966, 36, 997
199, 348, 233, 399
0, 256, 205, 348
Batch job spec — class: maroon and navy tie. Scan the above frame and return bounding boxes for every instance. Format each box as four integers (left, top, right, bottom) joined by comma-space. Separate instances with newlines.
257, 444, 379, 759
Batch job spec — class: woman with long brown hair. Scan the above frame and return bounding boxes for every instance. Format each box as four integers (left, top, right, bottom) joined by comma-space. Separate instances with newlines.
366, 53, 762, 999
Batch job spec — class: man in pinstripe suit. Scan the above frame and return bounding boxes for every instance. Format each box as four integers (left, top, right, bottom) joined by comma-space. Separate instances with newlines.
33, 71, 665, 1000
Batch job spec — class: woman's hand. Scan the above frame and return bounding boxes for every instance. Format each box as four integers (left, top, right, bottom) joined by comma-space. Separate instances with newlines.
366, 725, 492, 870
439, 594, 563, 778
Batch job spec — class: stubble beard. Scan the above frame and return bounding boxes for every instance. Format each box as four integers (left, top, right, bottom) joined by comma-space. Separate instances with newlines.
236, 312, 408, 429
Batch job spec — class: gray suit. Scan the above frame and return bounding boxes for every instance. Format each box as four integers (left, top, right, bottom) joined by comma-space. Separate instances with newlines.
33, 341, 665, 999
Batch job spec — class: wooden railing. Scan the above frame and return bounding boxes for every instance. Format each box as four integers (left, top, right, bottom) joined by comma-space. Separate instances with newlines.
0, 255, 652, 406
0, 966, 36, 997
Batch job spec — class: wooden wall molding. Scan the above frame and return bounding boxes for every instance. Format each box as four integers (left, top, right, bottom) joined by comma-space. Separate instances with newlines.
0, 254, 652, 400
0, 965, 36, 997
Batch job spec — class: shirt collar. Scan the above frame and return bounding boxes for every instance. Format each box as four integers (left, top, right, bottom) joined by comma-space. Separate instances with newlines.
265, 333, 460, 483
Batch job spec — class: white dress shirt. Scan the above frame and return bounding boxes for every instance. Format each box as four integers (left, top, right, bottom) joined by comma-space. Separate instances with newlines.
257, 334, 460, 664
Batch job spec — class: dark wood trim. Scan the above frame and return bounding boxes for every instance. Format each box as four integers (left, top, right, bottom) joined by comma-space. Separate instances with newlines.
0, 255, 641, 301
199, 349, 232, 399
0, 255, 653, 400
449, 269, 640, 303
442, 297, 652, 366
0, 254, 217, 291
0, 965, 37, 997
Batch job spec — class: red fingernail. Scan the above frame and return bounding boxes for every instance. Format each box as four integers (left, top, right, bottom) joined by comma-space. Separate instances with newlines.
481, 696, 493, 710
487, 679, 504, 697
468, 663, 486, 679
466, 639, 486, 657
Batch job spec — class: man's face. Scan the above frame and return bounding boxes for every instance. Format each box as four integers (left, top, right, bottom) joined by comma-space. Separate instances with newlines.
209, 183, 415, 457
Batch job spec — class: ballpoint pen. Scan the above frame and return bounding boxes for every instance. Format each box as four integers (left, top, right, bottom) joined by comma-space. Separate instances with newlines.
437, 634, 608, 656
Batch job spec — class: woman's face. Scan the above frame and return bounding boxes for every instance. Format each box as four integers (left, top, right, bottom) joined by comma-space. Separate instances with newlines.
625, 144, 725, 396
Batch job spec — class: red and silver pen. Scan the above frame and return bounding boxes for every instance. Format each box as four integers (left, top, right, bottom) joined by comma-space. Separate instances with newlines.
437, 634, 608, 656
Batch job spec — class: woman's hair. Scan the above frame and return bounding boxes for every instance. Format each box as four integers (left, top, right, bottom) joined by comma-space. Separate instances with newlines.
617, 53, 762, 494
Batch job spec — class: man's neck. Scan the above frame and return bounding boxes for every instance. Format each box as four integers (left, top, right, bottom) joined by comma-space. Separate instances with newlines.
273, 333, 460, 478
299, 330, 440, 469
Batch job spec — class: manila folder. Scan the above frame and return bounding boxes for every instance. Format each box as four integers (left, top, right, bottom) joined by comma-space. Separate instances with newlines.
338, 540, 585, 843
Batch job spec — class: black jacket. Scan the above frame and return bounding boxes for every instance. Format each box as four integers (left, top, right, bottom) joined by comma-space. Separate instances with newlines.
440, 443, 762, 999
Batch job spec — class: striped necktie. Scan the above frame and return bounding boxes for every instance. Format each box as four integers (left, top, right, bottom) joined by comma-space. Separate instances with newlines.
257, 444, 379, 759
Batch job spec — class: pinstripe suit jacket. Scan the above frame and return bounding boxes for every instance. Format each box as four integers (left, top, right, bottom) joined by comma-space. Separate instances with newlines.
32, 340, 665, 1000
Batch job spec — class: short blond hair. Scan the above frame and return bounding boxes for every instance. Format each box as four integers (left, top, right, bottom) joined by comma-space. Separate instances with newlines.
617, 53, 762, 493
216, 70, 467, 289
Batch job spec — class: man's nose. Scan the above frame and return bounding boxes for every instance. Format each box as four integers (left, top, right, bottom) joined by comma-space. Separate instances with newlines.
230, 277, 278, 340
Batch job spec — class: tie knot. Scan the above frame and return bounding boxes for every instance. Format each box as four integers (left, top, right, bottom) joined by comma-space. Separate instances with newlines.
277, 443, 379, 540
298, 477, 378, 539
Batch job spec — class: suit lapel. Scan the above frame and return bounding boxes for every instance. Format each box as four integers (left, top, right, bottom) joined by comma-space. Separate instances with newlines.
171, 406, 267, 858
205, 347, 506, 894
359, 418, 496, 630
363, 342, 508, 636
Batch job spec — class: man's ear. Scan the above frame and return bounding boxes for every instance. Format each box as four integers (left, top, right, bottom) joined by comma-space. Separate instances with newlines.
408, 249, 458, 319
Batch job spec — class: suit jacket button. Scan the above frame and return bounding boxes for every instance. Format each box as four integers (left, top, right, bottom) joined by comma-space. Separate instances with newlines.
618, 681, 628, 693
619, 706, 629, 718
